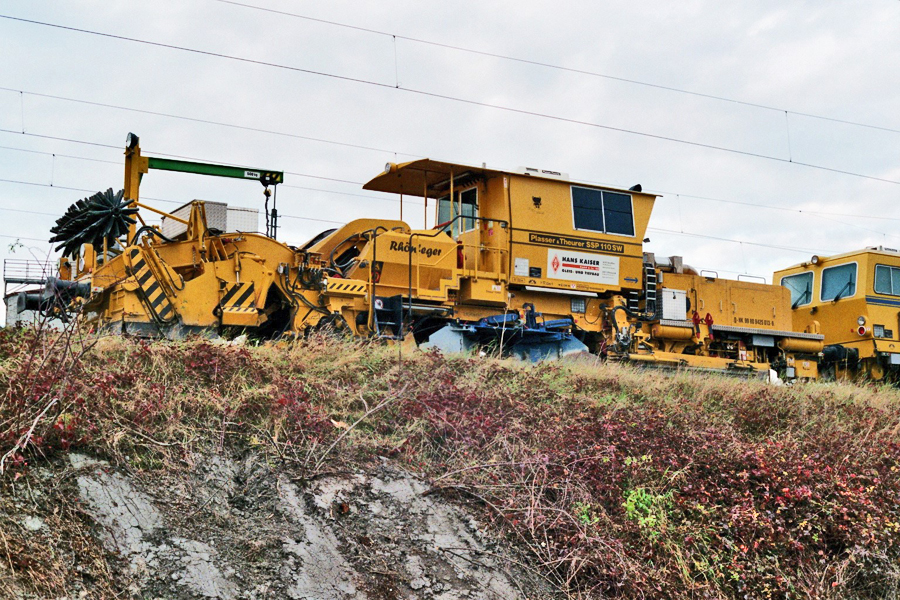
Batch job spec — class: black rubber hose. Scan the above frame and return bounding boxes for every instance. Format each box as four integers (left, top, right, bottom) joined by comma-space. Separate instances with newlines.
130, 225, 176, 246
609, 303, 658, 336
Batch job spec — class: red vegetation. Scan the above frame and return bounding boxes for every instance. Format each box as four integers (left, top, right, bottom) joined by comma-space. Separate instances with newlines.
1, 331, 899, 598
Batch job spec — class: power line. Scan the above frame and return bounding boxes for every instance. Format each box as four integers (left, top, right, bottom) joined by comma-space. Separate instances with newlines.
0, 109, 890, 225
648, 227, 836, 255
1, 16, 898, 186
211, 0, 900, 136
0, 175, 835, 256
0, 177, 346, 226
0, 89, 418, 158
0, 132, 418, 205
0, 205, 58, 217
0, 128, 386, 188
0, 233, 50, 243
2, 132, 890, 236
0, 128, 121, 150
644, 188, 900, 241
0, 144, 119, 165
649, 188, 900, 222
1, 134, 895, 248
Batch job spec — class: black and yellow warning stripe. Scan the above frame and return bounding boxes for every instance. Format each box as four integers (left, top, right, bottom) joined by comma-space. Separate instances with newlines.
221, 306, 258, 314
220, 282, 256, 309
126, 247, 175, 322
326, 281, 366, 294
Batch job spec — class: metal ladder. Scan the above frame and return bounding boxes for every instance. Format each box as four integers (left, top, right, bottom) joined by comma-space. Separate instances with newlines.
627, 291, 640, 312
643, 262, 658, 315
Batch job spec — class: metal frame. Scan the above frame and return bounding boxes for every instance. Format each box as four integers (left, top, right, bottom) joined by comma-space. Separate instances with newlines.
570, 184, 636, 238
404, 214, 509, 336
820, 261, 859, 302
780, 270, 815, 307
874, 264, 900, 297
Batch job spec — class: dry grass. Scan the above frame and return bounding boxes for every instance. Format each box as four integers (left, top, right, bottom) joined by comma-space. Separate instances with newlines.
1, 326, 899, 598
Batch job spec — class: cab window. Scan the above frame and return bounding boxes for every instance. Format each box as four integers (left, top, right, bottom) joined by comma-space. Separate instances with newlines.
571, 186, 634, 236
781, 271, 813, 307
437, 188, 478, 238
820, 263, 857, 301
874, 264, 900, 296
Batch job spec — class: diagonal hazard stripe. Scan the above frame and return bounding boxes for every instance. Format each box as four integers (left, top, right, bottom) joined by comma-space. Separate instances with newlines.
157, 303, 173, 320
233, 284, 256, 308
150, 289, 167, 309
145, 280, 160, 299
220, 284, 242, 306
126, 247, 175, 323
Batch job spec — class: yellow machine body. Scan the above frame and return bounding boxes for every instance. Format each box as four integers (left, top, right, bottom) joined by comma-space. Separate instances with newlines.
775, 247, 900, 381
628, 269, 821, 379
53, 142, 821, 379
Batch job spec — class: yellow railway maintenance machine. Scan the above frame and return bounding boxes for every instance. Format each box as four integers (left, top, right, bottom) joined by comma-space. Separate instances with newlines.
359, 159, 822, 375
775, 247, 900, 381
41, 135, 821, 377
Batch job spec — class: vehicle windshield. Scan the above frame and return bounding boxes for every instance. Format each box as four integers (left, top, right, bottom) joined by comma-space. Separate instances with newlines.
821, 263, 857, 302
781, 271, 813, 308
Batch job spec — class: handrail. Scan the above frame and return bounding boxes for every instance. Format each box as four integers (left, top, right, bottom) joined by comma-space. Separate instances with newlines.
737, 273, 767, 284
3, 259, 56, 285
404, 215, 509, 338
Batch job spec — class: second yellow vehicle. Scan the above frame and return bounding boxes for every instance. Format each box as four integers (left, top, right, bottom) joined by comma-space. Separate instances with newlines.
776, 247, 900, 381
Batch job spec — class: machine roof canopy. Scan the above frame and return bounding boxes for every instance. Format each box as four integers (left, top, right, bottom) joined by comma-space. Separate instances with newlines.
362, 159, 500, 198
362, 158, 658, 200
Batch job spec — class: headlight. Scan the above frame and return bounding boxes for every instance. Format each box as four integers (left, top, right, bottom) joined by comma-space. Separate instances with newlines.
858, 316, 866, 326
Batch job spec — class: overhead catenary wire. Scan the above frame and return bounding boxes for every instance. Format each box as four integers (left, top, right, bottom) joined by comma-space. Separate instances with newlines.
210, 0, 900, 136
0, 134, 420, 205
0, 233, 50, 243
647, 187, 900, 222
648, 227, 838, 255
0, 93, 419, 158
0, 175, 842, 256
3, 110, 894, 223
1, 16, 898, 187
2, 133, 894, 239
5, 130, 893, 247
0, 177, 346, 226
0, 136, 896, 250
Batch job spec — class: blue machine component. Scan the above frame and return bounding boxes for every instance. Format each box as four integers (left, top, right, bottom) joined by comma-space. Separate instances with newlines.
420, 305, 588, 361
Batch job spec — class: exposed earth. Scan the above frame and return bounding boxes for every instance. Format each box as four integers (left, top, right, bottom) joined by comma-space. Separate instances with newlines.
2, 451, 551, 599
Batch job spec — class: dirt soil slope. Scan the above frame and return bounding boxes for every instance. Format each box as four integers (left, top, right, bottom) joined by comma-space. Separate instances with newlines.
3, 451, 551, 600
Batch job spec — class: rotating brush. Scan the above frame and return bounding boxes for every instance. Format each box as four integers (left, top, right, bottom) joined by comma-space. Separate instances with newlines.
49, 188, 139, 257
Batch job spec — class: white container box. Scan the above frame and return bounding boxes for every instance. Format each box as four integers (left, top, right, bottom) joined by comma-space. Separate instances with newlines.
160, 201, 259, 238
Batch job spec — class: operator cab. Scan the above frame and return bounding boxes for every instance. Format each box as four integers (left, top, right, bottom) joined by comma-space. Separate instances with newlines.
775, 246, 900, 380
363, 159, 658, 297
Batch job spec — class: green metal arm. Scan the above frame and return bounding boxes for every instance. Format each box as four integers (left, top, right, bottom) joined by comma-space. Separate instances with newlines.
147, 157, 284, 186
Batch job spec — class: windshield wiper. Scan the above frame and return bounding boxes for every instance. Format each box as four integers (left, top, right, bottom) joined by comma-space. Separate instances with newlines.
791, 286, 811, 309
832, 279, 854, 302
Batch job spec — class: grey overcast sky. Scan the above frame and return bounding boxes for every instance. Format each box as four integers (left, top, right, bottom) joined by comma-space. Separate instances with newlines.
0, 1, 898, 300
